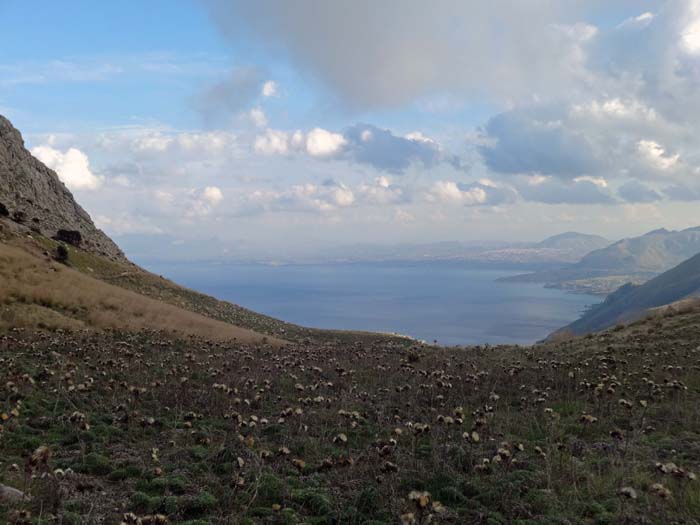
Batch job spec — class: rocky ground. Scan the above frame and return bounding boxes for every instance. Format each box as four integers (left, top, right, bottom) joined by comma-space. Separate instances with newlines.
1, 307, 700, 524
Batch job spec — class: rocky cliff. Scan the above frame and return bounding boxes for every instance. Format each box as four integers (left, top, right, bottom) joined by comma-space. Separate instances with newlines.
0, 115, 127, 262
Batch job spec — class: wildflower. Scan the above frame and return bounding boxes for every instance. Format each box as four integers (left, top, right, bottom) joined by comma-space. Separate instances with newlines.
610, 429, 624, 441
408, 490, 431, 509
69, 411, 90, 430
579, 414, 598, 424
400, 513, 416, 525
618, 487, 637, 499
381, 461, 399, 473
463, 431, 480, 443
650, 483, 671, 498
28, 445, 51, 471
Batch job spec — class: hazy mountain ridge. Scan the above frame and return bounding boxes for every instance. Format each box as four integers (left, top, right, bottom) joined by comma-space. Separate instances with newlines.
550, 250, 700, 338
173, 232, 610, 267
502, 227, 700, 294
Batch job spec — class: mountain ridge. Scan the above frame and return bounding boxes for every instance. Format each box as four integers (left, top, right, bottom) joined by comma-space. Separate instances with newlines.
501, 226, 700, 294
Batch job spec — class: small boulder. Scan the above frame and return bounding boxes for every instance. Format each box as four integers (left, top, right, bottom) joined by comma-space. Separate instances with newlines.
0, 483, 26, 503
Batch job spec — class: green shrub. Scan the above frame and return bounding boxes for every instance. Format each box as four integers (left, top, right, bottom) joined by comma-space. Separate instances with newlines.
181, 491, 218, 518
77, 453, 112, 475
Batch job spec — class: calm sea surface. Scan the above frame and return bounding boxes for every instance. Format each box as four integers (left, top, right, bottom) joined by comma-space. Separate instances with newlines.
142, 261, 599, 346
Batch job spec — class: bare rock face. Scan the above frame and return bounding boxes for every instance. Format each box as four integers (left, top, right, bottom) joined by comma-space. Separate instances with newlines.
0, 115, 128, 263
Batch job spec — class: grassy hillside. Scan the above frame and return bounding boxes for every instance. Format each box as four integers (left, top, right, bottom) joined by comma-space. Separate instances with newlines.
0, 227, 409, 347
1, 308, 700, 523
553, 251, 700, 337
0, 241, 284, 345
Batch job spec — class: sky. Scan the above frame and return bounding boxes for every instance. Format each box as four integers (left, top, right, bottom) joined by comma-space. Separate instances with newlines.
2, 0, 700, 261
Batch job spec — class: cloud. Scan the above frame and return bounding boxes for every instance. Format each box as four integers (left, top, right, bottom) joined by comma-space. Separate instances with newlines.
253, 123, 459, 174
425, 180, 516, 207
516, 176, 615, 205
662, 183, 700, 201
478, 94, 693, 184
95, 213, 163, 235
87, 127, 243, 184
31, 145, 102, 190
617, 180, 663, 203
194, 67, 264, 125
305, 128, 347, 157
201, 186, 224, 206
247, 183, 356, 214
428, 181, 486, 205
95, 128, 238, 157
343, 124, 458, 173
254, 129, 290, 155
152, 186, 225, 219
225, 176, 411, 217
261, 80, 278, 97
478, 106, 603, 178
248, 107, 268, 128
680, 0, 700, 54
636, 139, 679, 171
202, 0, 600, 109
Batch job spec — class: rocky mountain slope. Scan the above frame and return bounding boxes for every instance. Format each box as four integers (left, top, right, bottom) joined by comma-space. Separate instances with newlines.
0, 115, 126, 262
550, 249, 700, 338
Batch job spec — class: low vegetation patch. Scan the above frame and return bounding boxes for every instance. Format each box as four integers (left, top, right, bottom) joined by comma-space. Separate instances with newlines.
1, 306, 700, 523
0, 241, 283, 344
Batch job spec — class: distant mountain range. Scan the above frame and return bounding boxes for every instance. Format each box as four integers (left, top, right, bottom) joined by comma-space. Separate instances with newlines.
458, 232, 610, 266
214, 231, 611, 267
502, 227, 700, 294
550, 250, 700, 338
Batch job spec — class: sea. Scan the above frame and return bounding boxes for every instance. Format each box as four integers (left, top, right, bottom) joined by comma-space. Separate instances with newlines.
142, 260, 599, 346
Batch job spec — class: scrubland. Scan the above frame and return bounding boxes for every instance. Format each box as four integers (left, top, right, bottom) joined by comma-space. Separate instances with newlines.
1, 305, 699, 524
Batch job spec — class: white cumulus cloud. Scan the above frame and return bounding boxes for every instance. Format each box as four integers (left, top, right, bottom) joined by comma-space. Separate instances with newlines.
261, 80, 278, 97
637, 140, 679, 171
429, 181, 487, 205
202, 186, 224, 206
254, 129, 289, 155
305, 128, 347, 157
31, 145, 102, 190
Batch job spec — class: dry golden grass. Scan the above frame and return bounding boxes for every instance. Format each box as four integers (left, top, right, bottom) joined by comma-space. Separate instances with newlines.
0, 242, 285, 345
